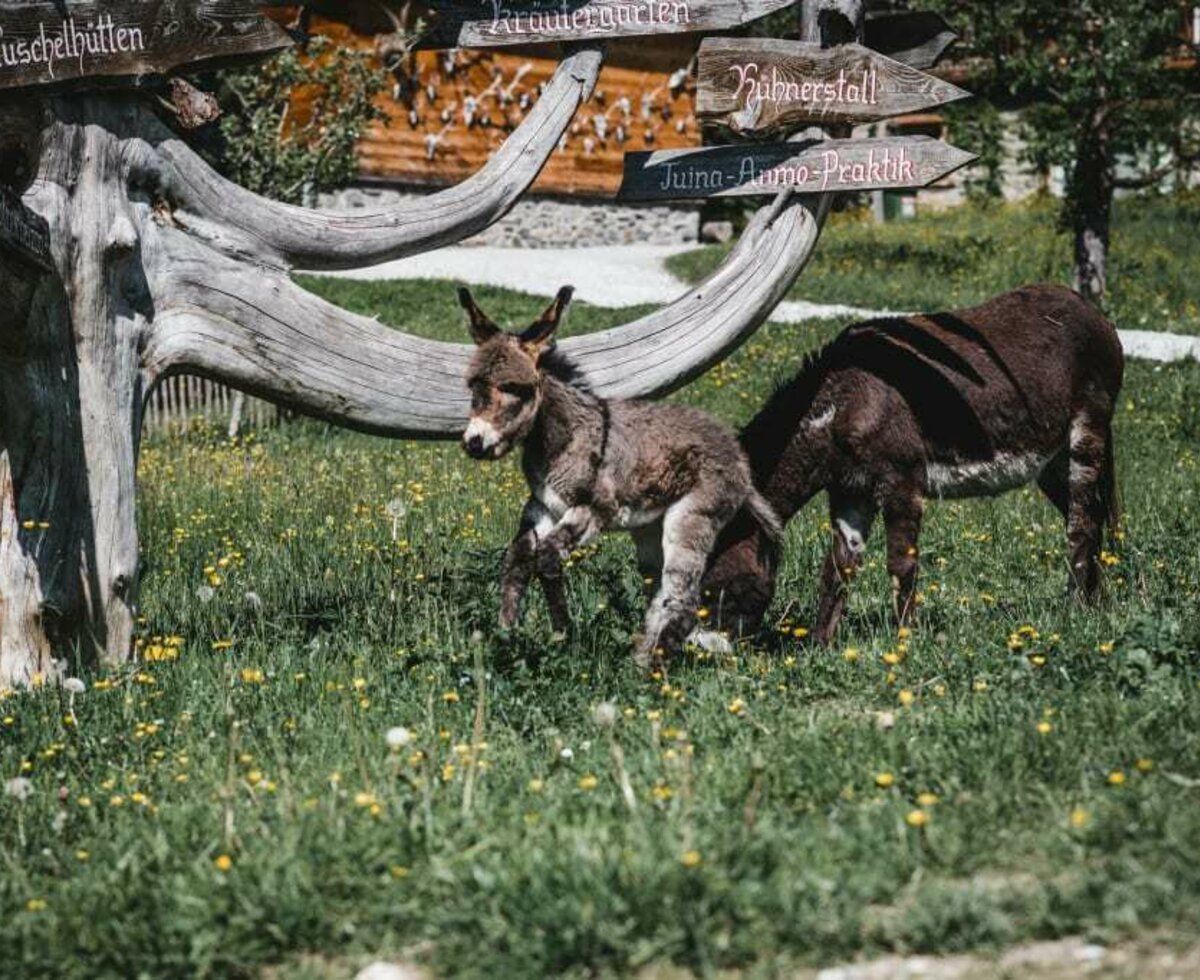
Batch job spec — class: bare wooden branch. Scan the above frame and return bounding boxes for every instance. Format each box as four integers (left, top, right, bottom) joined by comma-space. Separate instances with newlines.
144, 188, 830, 435
151, 44, 605, 271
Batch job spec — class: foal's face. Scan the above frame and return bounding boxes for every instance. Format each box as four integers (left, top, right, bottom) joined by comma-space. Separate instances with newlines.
459, 286, 574, 461
464, 337, 542, 460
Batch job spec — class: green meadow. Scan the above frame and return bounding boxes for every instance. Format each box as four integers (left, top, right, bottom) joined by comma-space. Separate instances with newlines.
2, 269, 1199, 978
670, 194, 1200, 334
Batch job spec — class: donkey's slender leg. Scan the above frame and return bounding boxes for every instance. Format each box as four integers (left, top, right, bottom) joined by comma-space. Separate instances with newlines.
535, 546, 571, 633
813, 494, 876, 645
499, 498, 554, 629
1066, 413, 1111, 600
630, 521, 664, 593
882, 486, 924, 629
1037, 450, 1070, 521
634, 496, 723, 670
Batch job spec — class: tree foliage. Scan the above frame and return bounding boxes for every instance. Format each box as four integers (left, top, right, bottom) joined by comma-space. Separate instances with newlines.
928, 0, 1200, 299
211, 36, 387, 205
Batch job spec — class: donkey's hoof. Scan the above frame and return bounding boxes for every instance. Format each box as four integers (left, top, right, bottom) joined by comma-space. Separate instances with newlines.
686, 628, 732, 655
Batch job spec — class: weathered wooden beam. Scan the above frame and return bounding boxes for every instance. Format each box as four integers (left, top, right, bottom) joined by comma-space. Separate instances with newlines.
697, 38, 970, 135
0, 1, 291, 92
151, 44, 605, 271
0, 186, 51, 271
863, 11, 957, 71
617, 136, 975, 201
414, 0, 797, 50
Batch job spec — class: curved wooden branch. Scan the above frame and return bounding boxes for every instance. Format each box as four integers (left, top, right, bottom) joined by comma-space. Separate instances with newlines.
154, 44, 604, 271
146, 189, 828, 436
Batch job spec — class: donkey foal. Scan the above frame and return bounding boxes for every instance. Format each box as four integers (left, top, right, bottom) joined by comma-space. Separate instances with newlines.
459, 285, 780, 669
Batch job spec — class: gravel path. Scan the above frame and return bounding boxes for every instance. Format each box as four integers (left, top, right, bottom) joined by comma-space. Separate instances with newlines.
317, 245, 1200, 364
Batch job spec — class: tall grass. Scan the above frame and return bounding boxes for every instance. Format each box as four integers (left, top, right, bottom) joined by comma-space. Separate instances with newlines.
1, 283, 1199, 978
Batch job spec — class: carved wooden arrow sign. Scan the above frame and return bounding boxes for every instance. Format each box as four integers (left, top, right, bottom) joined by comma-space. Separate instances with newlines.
697, 39, 971, 135
414, 0, 798, 50
617, 136, 976, 201
0, 187, 51, 272
0, 1, 291, 92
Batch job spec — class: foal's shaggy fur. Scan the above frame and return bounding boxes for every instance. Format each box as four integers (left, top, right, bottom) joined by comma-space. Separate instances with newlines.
459, 286, 780, 668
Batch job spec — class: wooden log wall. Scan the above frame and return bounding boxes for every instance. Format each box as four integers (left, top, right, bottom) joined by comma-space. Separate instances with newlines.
271, 9, 700, 198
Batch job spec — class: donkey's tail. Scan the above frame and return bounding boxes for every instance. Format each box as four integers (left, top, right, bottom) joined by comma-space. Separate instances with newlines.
1100, 427, 1121, 543
746, 489, 784, 542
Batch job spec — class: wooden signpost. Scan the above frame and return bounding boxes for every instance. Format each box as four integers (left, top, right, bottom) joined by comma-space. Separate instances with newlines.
618, 136, 975, 201
0, 185, 51, 271
616, 3, 975, 201
0, 1, 290, 92
414, 0, 797, 50
697, 39, 970, 135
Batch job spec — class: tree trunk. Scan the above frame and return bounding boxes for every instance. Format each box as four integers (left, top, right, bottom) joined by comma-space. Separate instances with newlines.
1, 101, 145, 685
1071, 118, 1114, 304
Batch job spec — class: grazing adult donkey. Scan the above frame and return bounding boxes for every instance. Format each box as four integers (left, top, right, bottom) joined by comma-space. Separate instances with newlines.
701, 284, 1124, 645
458, 285, 780, 668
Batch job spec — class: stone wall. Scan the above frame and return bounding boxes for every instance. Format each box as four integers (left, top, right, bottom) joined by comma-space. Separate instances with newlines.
317, 184, 702, 248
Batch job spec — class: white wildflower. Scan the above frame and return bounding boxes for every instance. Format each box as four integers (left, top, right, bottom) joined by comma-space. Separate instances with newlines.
5, 777, 32, 801
385, 726, 413, 750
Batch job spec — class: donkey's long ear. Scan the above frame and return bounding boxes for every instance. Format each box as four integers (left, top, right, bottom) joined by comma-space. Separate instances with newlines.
458, 286, 500, 345
520, 286, 574, 351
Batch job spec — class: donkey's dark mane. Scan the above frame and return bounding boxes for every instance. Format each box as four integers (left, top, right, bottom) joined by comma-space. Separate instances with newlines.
540, 344, 593, 393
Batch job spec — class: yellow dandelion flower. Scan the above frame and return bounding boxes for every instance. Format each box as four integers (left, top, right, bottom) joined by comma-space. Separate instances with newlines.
1036, 721, 1053, 735
898, 689, 915, 707
1107, 770, 1126, 787
842, 647, 860, 663
1070, 807, 1090, 828
1135, 757, 1154, 773
442, 690, 460, 703
875, 772, 895, 789
214, 854, 233, 872
905, 809, 930, 828
680, 850, 702, 868
577, 773, 599, 792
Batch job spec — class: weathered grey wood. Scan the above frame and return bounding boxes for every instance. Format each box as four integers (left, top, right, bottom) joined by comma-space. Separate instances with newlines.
697, 39, 970, 135
0, 1, 290, 92
153, 43, 604, 271
416, 0, 796, 50
0, 186, 52, 271
143, 186, 832, 432
864, 11, 957, 71
617, 135, 975, 200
